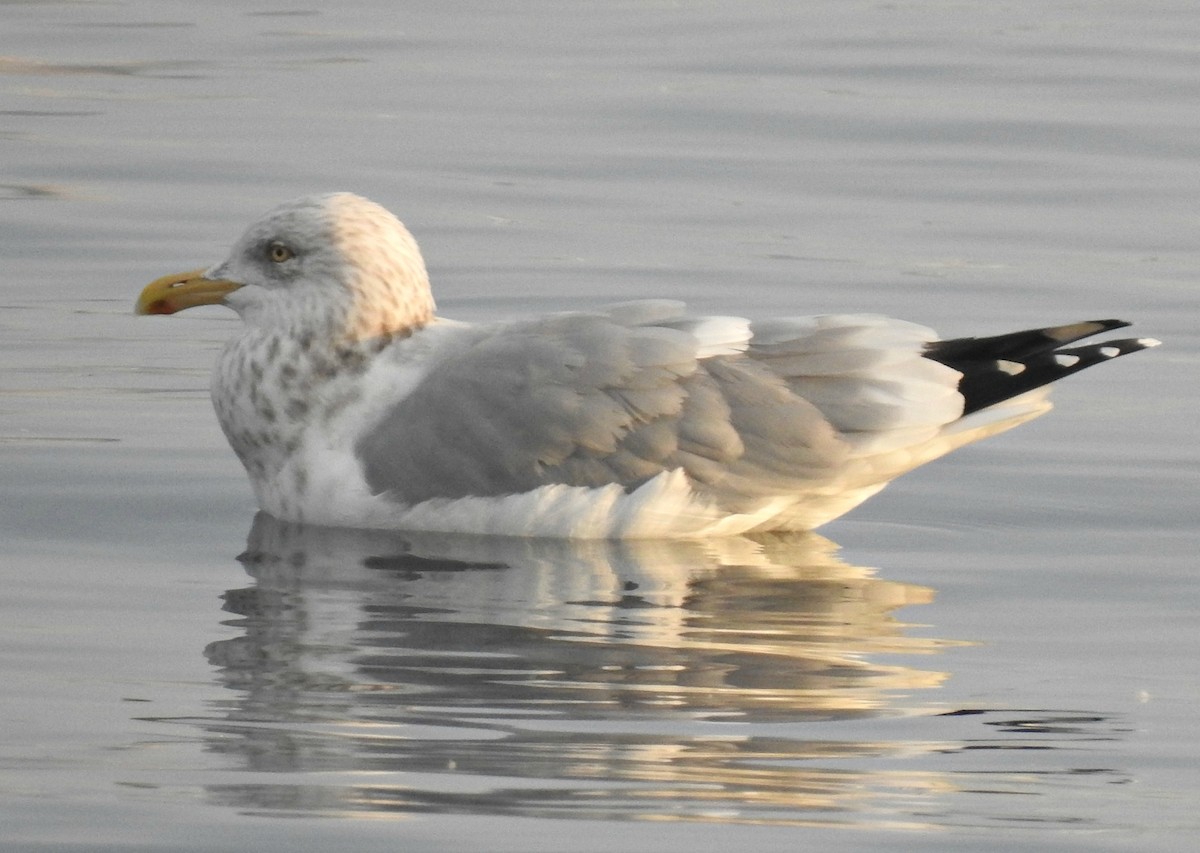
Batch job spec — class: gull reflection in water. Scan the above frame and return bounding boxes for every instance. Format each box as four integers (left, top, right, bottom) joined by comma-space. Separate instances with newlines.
201, 514, 958, 825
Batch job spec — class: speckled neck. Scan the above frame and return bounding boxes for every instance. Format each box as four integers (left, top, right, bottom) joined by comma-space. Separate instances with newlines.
211, 326, 390, 503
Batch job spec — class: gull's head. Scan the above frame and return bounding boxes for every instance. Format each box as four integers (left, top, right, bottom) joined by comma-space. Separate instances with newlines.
136, 193, 436, 340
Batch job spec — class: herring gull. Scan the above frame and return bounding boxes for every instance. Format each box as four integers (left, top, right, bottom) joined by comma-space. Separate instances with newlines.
135, 192, 1158, 538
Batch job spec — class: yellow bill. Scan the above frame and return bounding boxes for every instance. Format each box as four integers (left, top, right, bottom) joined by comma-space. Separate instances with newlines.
135, 269, 242, 315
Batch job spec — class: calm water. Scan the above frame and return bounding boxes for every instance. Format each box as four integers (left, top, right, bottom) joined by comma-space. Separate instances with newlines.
2, 1, 1198, 850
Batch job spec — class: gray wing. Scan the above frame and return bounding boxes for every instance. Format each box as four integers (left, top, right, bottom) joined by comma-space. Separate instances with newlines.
356, 309, 851, 507
354, 306, 1152, 518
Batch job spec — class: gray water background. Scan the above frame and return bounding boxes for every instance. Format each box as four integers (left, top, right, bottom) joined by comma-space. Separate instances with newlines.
1, 1, 1198, 850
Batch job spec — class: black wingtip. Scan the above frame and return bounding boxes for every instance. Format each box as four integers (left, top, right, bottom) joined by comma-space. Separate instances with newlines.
925, 320, 1157, 416
1042, 318, 1131, 342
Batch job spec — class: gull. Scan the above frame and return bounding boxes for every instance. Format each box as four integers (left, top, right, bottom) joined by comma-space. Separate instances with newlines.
136, 193, 1157, 537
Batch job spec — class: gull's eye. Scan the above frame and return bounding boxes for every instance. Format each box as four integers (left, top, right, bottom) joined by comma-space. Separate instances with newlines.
267, 242, 294, 263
